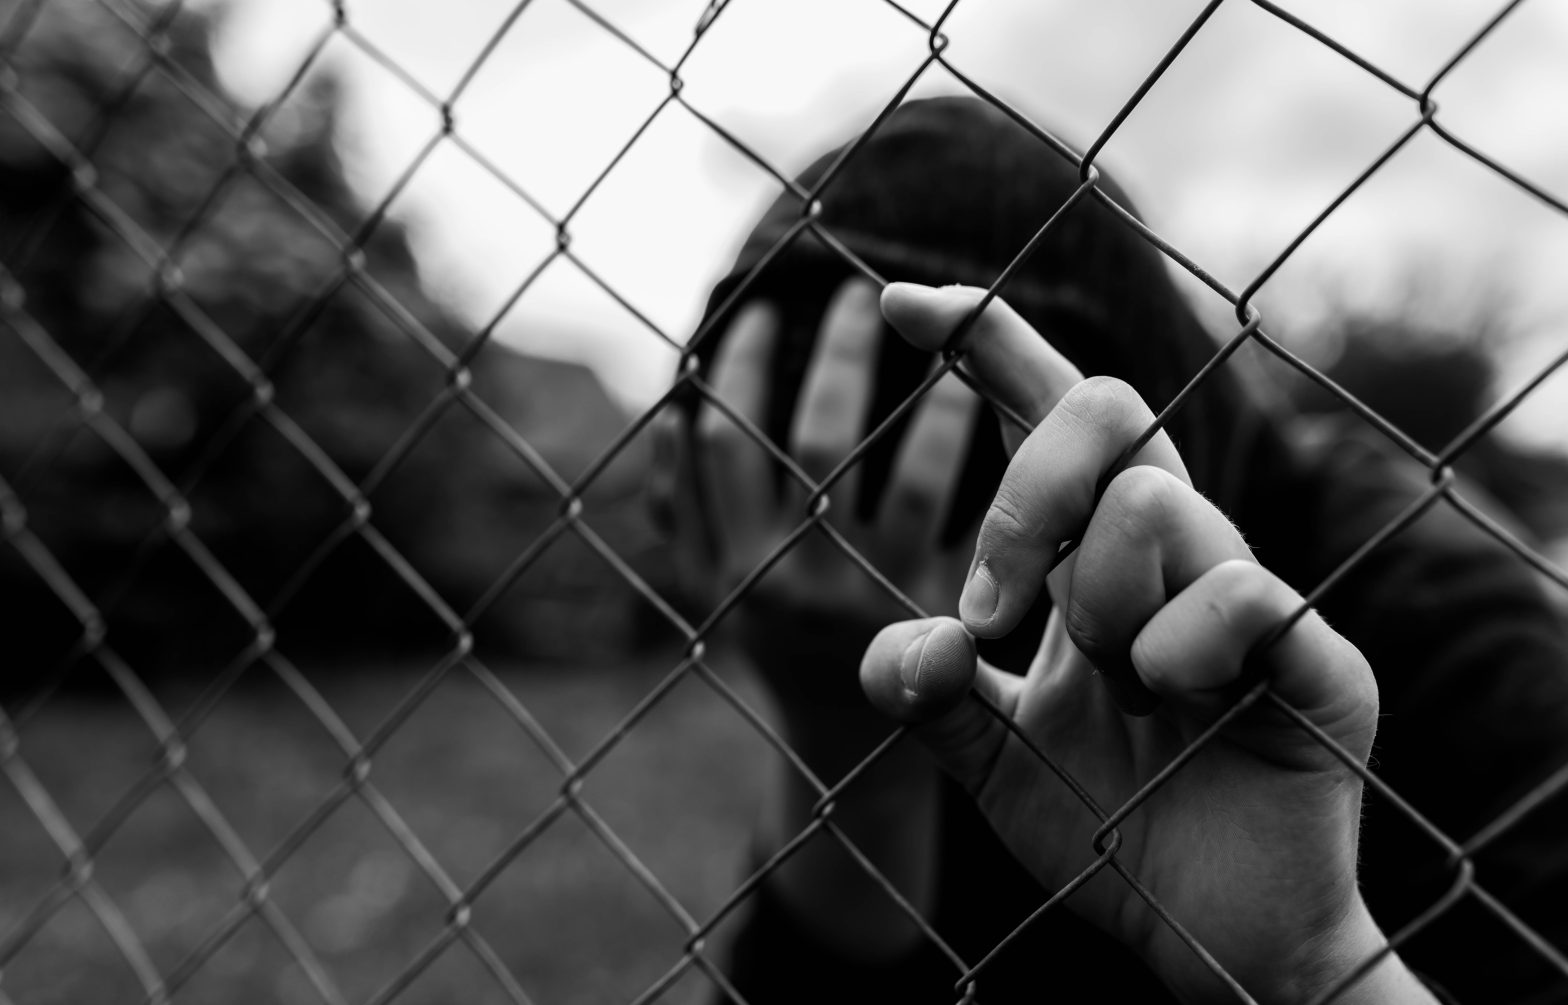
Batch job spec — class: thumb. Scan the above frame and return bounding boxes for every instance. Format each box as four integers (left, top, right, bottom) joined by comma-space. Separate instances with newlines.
860, 617, 1022, 795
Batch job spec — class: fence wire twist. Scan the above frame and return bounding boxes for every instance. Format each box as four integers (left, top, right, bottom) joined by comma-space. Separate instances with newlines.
2, 0, 1567, 1003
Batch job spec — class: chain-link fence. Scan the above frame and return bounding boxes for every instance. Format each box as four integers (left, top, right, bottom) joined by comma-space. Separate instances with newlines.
3, 0, 1568, 1002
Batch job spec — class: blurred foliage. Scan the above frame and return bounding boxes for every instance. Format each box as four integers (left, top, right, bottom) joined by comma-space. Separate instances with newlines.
0, 0, 666, 690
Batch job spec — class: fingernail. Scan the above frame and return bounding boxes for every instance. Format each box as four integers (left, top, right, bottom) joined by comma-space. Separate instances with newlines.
886, 282, 973, 304
899, 628, 934, 696
959, 561, 998, 628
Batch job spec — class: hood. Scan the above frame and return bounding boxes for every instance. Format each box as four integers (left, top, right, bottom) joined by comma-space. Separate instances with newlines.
690, 94, 1266, 523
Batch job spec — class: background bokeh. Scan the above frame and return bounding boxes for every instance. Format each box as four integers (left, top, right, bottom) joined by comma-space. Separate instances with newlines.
208, 0, 1568, 440
3, 1, 1566, 1003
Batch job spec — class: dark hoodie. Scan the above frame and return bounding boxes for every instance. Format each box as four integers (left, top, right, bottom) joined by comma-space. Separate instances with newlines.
688, 96, 1257, 526
692, 97, 1568, 1004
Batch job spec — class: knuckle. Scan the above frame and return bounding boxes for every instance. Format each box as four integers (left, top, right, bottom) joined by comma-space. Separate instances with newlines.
1059, 374, 1148, 432
1063, 597, 1113, 663
1099, 465, 1182, 539
1350, 648, 1379, 719
981, 482, 1039, 544
1206, 560, 1281, 634
1198, 580, 1247, 640
1207, 558, 1262, 599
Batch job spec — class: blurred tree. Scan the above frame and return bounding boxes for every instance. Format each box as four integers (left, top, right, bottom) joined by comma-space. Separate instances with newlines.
0, 0, 659, 692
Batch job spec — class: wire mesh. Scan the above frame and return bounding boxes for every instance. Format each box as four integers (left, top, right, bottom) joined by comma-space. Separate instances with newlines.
2, 0, 1567, 1003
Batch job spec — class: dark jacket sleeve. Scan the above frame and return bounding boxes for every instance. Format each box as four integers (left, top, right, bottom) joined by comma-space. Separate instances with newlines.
713, 781, 1175, 1005
711, 867, 958, 1005
1298, 423, 1568, 1003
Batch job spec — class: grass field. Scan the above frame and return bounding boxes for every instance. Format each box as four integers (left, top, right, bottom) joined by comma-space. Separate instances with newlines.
0, 647, 779, 1005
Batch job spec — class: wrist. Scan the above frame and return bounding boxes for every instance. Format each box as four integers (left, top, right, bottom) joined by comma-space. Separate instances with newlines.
1279, 901, 1436, 1005
1163, 895, 1438, 1005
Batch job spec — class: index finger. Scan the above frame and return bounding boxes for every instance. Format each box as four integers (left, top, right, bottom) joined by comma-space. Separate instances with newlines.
790, 278, 880, 514
697, 302, 780, 554
882, 283, 1192, 643
881, 282, 1083, 452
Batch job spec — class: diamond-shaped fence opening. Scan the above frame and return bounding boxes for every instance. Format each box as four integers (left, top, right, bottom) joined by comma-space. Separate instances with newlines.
3, 0, 1568, 1004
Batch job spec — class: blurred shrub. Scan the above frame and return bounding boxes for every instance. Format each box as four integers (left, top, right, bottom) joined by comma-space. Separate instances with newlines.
0, 0, 664, 690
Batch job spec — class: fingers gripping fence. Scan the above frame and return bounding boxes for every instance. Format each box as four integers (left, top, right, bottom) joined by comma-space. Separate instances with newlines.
2, 0, 1567, 1003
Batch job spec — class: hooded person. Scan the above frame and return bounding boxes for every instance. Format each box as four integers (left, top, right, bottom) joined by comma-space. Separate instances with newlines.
662, 95, 1568, 1003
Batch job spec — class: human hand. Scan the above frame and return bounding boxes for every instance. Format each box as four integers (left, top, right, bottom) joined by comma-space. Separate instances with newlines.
649, 278, 988, 953
669, 277, 983, 718
858, 284, 1434, 1003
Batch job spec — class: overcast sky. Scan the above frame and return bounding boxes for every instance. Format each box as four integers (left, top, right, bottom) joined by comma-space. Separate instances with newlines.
202, 0, 1568, 446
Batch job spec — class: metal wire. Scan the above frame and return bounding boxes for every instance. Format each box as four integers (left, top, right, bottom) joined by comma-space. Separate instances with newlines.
2, 0, 1566, 1003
